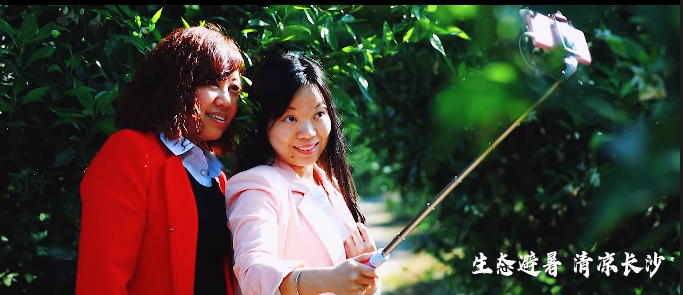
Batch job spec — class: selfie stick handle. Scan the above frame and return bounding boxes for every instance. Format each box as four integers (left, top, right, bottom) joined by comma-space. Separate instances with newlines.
363, 247, 389, 268
365, 77, 567, 269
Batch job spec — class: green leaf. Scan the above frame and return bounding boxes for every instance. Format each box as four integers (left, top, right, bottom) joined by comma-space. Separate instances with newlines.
24, 273, 36, 284
94, 84, 118, 115
447, 26, 471, 40
7, 172, 25, 181
0, 17, 17, 42
45, 245, 77, 260
458, 61, 467, 77
92, 115, 117, 135
585, 98, 629, 122
90, 8, 113, 17
364, 50, 374, 69
49, 106, 86, 119
330, 86, 357, 116
241, 76, 252, 86
118, 5, 135, 18
104, 5, 121, 16
383, 21, 395, 42
57, 41, 72, 53
28, 46, 56, 64
30, 230, 48, 242
152, 29, 162, 41
304, 9, 315, 25
341, 45, 359, 53
47, 64, 61, 73
341, 14, 356, 22
351, 69, 372, 102
324, 18, 337, 50
18, 15, 38, 45
284, 24, 311, 36
20, 87, 50, 105
135, 15, 142, 28
242, 28, 258, 36
429, 34, 446, 56
181, 17, 190, 28
620, 79, 637, 98
67, 82, 96, 114
65, 54, 81, 69
31, 22, 70, 43
64, 86, 97, 96
248, 19, 270, 27
349, 5, 364, 13
403, 27, 414, 43
345, 23, 357, 41
606, 36, 628, 58
9, 120, 26, 129
2, 273, 17, 287
149, 7, 163, 32
621, 37, 646, 62
77, 42, 101, 55
53, 149, 76, 167
412, 5, 422, 20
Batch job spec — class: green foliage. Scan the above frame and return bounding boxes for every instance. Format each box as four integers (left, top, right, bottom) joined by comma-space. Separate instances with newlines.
0, 4, 678, 294
0, 5, 168, 293
380, 4, 680, 295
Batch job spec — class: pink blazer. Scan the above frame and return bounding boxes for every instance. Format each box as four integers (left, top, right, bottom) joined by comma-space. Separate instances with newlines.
226, 159, 359, 295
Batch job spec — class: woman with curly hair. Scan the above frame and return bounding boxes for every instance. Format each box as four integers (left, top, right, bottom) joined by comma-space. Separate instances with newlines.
76, 23, 244, 295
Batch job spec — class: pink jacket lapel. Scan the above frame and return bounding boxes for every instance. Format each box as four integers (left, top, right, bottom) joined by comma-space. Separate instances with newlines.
272, 160, 354, 264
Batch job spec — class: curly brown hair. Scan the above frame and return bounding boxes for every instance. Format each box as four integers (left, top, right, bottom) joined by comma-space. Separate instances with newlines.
115, 23, 244, 156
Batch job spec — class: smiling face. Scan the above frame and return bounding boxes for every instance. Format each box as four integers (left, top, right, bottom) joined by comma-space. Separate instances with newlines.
268, 85, 331, 174
189, 70, 242, 143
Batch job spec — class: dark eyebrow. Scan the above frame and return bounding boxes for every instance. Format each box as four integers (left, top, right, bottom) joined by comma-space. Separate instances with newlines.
286, 103, 327, 111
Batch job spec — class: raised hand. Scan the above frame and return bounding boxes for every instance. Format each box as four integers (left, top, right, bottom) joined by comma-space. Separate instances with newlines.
344, 222, 377, 259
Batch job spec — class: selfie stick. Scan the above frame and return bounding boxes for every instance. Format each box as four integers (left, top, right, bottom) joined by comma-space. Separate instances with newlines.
364, 10, 585, 269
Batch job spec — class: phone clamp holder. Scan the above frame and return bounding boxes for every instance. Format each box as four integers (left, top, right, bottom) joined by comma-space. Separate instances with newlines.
520, 9, 590, 80
551, 11, 579, 79
561, 55, 578, 79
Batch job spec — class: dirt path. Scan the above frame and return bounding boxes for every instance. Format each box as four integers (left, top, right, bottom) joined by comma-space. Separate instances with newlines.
361, 194, 450, 293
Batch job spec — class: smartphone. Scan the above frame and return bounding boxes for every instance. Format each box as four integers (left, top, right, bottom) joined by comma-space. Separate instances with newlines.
521, 9, 592, 65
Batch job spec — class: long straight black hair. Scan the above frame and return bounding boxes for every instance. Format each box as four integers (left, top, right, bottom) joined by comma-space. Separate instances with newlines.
237, 50, 366, 224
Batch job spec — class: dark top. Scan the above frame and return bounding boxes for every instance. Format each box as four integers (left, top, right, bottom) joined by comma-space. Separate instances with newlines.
187, 169, 232, 295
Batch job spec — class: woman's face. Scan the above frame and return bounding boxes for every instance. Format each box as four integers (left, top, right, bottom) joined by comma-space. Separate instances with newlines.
268, 85, 331, 173
189, 70, 242, 143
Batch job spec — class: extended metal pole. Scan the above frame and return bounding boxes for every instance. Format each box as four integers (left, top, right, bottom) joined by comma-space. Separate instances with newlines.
365, 78, 566, 268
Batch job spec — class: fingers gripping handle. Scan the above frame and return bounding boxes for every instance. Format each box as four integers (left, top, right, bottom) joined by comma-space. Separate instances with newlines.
363, 248, 389, 268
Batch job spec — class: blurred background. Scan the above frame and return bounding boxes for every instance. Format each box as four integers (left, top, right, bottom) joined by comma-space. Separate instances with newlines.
0, 5, 679, 294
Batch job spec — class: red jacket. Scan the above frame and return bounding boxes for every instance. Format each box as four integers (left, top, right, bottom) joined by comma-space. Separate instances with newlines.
76, 129, 237, 295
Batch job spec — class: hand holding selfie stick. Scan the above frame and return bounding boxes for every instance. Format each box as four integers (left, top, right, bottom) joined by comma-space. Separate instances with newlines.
364, 9, 591, 269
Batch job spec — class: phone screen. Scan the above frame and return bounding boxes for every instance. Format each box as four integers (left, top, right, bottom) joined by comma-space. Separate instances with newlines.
556, 21, 591, 65
556, 21, 578, 52
523, 10, 592, 65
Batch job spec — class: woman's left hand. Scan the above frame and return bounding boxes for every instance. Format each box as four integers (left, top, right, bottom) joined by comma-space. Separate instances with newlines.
344, 222, 377, 259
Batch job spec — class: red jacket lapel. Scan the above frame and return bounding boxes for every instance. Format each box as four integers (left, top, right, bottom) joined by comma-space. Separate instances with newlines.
164, 156, 199, 295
